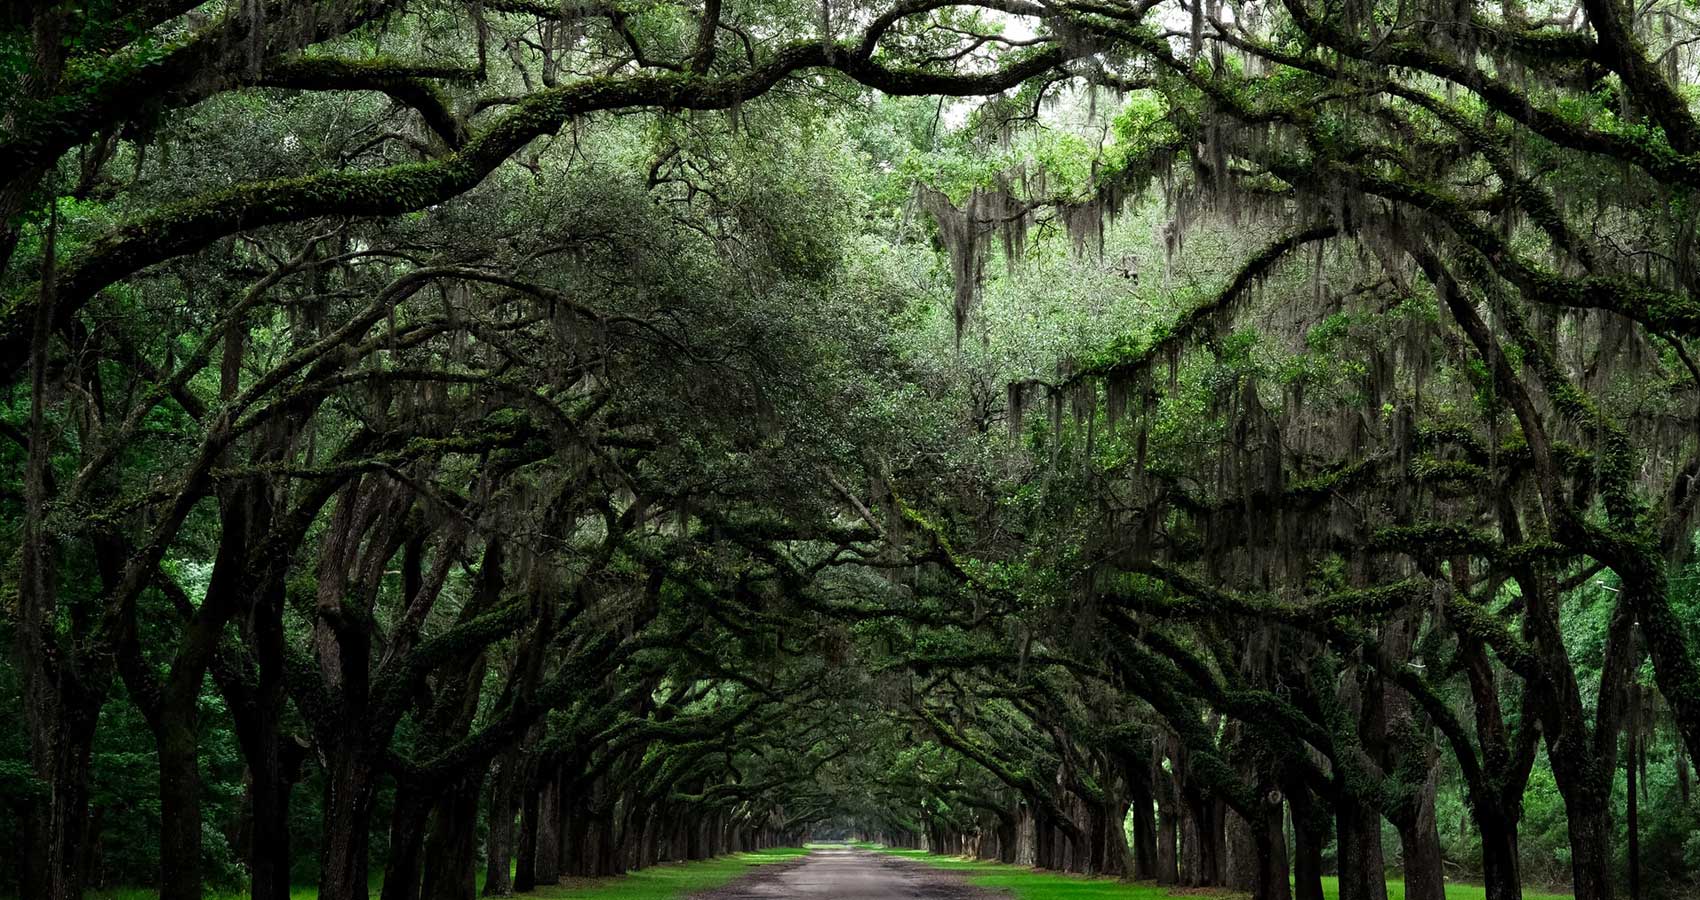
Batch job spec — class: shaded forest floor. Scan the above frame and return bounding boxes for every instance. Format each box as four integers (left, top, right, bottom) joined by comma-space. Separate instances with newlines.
875, 848, 1576, 900
77, 849, 808, 900
65, 847, 1579, 900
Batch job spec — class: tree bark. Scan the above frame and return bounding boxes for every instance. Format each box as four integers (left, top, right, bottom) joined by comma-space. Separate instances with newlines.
1251, 798, 1292, 900
1155, 803, 1179, 885
512, 774, 540, 893
1477, 808, 1523, 900
316, 745, 380, 900
380, 788, 431, 900
157, 710, 205, 900
1127, 783, 1158, 879
534, 776, 561, 884
21, 689, 101, 900
422, 777, 483, 900
1333, 795, 1388, 900
1285, 779, 1326, 900
1627, 714, 1640, 900
1225, 807, 1257, 891
483, 753, 519, 896
1395, 769, 1446, 900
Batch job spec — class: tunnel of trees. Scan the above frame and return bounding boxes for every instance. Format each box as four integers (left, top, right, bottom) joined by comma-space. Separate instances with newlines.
6, 0, 1700, 899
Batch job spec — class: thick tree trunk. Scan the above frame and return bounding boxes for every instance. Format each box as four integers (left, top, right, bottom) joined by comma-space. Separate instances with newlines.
1627, 730, 1640, 900
1102, 797, 1130, 877
1086, 799, 1109, 875
595, 812, 619, 876
1155, 803, 1179, 885
317, 747, 380, 900
1395, 771, 1446, 900
246, 750, 298, 900
534, 777, 561, 884
1128, 787, 1157, 879
1250, 801, 1292, 900
513, 778, 541, 892
484, 754, 519, 896
1477, 813, 1523, 900
1333, 796, 1388, 900
1180, 794, 1221, 887
157, 712, 204, 900
422, 778, 483, 900
1179, 801, 1201, 886
686, 814, 705, 861
18, 302, 102, 900
564, 786, 584, 871
225, 571, 299, 900
21, 691, 101, 900
1033, 810, 1055, 869
1561, 799, 1614, 900
565, 792, 594, 875
1225, 807, 1257, 891
1286, 780, 1326, 900
380, 788, 431, 900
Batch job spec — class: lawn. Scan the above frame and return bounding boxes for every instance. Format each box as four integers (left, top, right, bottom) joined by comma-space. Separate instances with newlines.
82, 849, 808, 900
532, 849, 807, 899
879, 848, 1574, 900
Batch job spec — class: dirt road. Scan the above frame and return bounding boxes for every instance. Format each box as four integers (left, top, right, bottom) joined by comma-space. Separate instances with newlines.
691, 848, 1005, 899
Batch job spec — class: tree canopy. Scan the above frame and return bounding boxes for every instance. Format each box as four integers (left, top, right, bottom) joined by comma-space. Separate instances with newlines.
6, 1, 1700, 900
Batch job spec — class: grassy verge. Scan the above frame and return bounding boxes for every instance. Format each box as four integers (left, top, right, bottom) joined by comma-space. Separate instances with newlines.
83, 849, 808, 900
533, 849, 807, 899
876, 848, 1573, 900
90, 888, 329, 900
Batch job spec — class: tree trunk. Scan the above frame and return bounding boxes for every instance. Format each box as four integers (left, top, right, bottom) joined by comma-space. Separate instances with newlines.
1395, 770, 1446, 900
1225, 807, 1257, 891
1102, 797, 1130, 877
595, 813, 619, 876
1033, 810, 1055, 869
483, 754, 519, 896
422, 777, 483, 900
534, 777, 561, 884
1086, 799, 1108, 875
17, 206, 99, 900
226, 574, 298, 900
565, 792, 594, 875
1477, 812, 1522, 900
21, 690, 101, 900
380, 788, 431, 900
512, 777, 540, 892
1179, 801, 1201, 886
1562, 798, 1614, 900
1627, 726, 1640, 900
246, 750, 298, 900
1128, 787, 1157, 880
1286, 780, 1326, 900
1155, 803, 1179, 885
1250, 800, 1292, 900
151, 705, 204, 900
317, 747, 380, 900
1333, 795, 1387, 900
564, 786, 584, 871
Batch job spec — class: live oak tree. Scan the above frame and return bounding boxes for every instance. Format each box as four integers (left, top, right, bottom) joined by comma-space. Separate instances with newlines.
8, 1, 1700, 899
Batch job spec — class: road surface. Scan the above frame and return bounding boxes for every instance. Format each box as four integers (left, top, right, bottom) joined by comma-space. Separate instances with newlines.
693, 848, 1001, 899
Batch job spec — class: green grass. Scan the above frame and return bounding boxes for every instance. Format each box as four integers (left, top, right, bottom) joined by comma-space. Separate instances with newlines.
878, 848, 1574, 900
82, 849, 807, 900
533, 849, 807, 899
88, 888, 324, 900
1315, 878, 1570, 900
878, 849, 1196, 899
